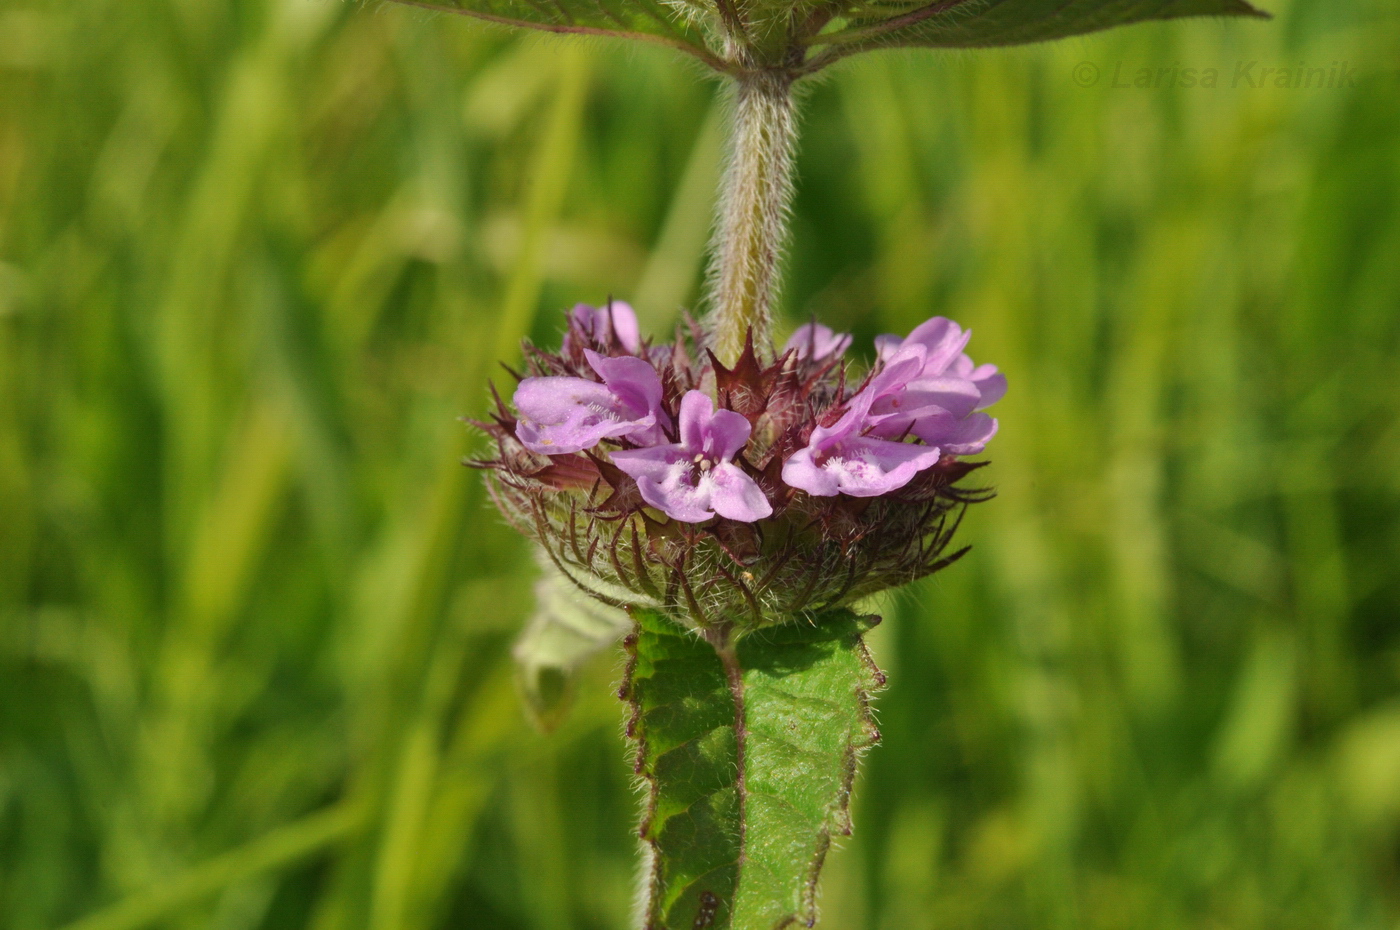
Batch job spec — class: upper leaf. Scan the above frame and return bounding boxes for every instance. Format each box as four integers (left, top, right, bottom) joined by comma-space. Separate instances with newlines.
389, 0, 1266, 75
804, 0, 1270, 67
389, 0, 728, 70
624, 608, 884, 928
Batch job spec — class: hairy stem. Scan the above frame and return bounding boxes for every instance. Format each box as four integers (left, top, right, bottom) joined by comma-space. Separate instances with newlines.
705, 72, 799, 366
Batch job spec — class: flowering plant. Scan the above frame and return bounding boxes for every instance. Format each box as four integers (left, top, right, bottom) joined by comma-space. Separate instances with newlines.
385, 0, 1267, 922
476, 302, 1009, 927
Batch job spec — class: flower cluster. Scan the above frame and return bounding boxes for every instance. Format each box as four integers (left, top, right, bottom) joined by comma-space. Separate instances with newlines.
474, 301, 1004, 628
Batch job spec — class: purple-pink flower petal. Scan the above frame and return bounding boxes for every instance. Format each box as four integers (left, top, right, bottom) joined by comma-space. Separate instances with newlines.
610, 447, 713, 522
514, 377, 654, 454
706, 462, 774, 521
678, 390, 751, 463
781, 391, 943, 498
610, 390, 771, 524
584, 350, 666, 438
970, 366, 1007, 409
565, 301, 642, 354
912, 411, 998, 455
782, 435, 943, 498
903, 316, 972, 372
877, 317, 970, 369
873, 333, 903, 361
635, 469, 716, 523
784, 323, 852, 361
870, 315, 1006, 440
894, 376, 983, 420
513, 349, 666, 454
856, 345, 971, 436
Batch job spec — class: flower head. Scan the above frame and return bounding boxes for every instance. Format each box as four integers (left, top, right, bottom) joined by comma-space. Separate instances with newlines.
475, 304, 1004, 629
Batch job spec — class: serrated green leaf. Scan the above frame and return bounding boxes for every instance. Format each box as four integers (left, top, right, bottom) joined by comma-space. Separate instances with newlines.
389, 0, 1267, 76
805, 0, 1269, 68
624, 609, 884, 929
514, 561, 632, 730
388, 0, 727, 71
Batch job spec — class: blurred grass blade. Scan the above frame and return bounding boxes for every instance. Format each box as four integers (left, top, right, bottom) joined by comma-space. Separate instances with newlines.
1212, 629, 1297, 788
4, 0, 1399, 925
143, 400, 293, 833
491, 45, 592, 366
632, 97, 723, 333
59, 802, 367, 930
358, 48, 600, 930
1336, 702, 1400, 829
398, 664, 521, 930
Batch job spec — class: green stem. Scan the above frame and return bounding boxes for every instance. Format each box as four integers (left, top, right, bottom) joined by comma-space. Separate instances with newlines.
706, 72, 799, 365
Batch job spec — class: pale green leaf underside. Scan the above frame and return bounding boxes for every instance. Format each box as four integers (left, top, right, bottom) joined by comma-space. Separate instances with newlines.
387, 0, 724, 69
514, 559, 632, 730
624, 610, 883, 929
813, 0, 1269, 56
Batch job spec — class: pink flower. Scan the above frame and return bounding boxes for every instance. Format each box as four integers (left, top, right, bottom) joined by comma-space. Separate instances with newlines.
868, 317, 1004, 455
783, 322, 852, 361
875, 316, 1007, 412
514, 349, 668, 454
563, 301, 643, 355
781, 388, 943, 498
611, 391, 772, 523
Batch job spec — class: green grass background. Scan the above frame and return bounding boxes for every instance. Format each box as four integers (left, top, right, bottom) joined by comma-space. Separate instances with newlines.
2, 0, 1399, 926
